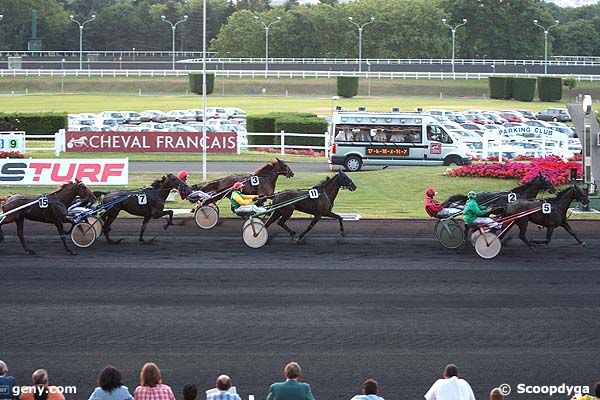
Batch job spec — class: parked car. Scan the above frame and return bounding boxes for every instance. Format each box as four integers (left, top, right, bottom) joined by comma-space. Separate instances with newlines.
460, 123, 483, 131
98, 111, 127, 124
205, 107, 228, 119
463, 113, 490, 125
536, 108, 571, 122
224, 107, 246, 119
516, 109, 537, 120
139, 122, 169, 131
140, 110, 168, 123
167, 110, 195, 123
187, 109, 204, 121
121, 111, 142, 125
94, 117, 119, 128
499, 112, 524, 123
169, 125, 199, 132
69, 124, 95, 132
78, 113, 97, 120
481, 112, 508, 125
206, 119, 237, 131
185, 122, 216, 132
70, 118, 95, 127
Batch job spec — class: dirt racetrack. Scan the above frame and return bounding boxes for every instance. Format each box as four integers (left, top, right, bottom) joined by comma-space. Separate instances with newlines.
2, 218, 600, 400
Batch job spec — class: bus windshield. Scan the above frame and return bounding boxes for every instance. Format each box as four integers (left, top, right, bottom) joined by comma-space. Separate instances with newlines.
334, 125, 423, 144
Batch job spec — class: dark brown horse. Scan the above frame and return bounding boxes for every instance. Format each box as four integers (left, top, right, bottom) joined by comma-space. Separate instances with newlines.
99, 174, 186, 244
192, 159, 294, 202
0, 181, 96, 255
505, 186, 589, 248
263, 170, 357, 243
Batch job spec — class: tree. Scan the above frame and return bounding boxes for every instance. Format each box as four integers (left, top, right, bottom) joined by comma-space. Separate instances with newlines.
563, 76, 577, 102
211, 10, 264, 56
284, 0, 300, 11
553, 19, 600, 56
319, 0, 338, 4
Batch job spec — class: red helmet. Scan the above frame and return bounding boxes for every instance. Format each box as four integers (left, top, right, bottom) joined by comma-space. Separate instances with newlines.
178, 170, 189, 181
233, 181, 244, 190
425, 187, 436, 197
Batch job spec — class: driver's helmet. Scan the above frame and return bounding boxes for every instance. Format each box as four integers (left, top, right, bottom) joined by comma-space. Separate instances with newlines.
233, 181, 244, 190
426, 188, 437, 198
467, 191, 477, 199
178, 170, 189, 181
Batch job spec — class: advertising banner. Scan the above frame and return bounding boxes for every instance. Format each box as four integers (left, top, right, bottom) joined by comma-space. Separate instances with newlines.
65, 131, 237, 153
0, 158, 128, 185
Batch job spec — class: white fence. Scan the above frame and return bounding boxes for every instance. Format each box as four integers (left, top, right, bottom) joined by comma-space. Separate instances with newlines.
3, 68, 600, 81
244, 131, 329, 157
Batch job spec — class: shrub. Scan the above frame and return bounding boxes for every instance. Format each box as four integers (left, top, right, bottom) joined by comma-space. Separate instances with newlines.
511, 77, 537, 102
488, 77, 510, 99
246, 112, 322, 146
188, 73, 215, 95
337, 76, 359, 98
0, 113, 67, 136
0, 151, 25, 158
538, 77, 562, 102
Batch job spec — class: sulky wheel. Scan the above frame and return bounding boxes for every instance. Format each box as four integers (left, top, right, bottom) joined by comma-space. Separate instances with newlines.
470, 230, 482, 247
242, 219, 268, 249
71, 221, 97, 248
194, 204, 219, 230
437, 219, 465, 249
474, 232, 502, 259
85, 215, 104, 238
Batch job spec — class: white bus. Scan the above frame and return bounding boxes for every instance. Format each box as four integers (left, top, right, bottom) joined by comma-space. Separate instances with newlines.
328, 109, 472, 171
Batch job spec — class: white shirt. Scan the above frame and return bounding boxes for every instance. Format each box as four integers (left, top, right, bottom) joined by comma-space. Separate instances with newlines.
351, 395, 385, 400
424, 377, 476, 400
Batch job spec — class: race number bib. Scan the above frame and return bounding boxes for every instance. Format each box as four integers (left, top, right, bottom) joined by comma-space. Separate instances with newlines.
508, 192, 517, 203
137, 193, 148, 205
250, 176, 260, 186
542, 203, 552, 214
308, 189, 319, 199
38, 196, 49, 209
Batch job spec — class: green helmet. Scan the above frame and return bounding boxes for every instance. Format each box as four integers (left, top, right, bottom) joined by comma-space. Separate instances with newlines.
467, 191, 476, 199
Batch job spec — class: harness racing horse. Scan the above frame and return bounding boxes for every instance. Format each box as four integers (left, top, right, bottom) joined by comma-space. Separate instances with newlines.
263, 170, 357, 243
443, 172, 556, 210
192, 158, 294, 201
0, 181, 96, 255
99, 174, 186, 244
505, 186, 589, 248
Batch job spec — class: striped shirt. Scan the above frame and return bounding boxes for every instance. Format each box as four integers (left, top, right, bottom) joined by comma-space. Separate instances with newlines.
133, 384, 176, 400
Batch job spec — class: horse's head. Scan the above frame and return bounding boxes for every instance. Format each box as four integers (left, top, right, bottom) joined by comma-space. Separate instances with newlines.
338, 170, 357, 192
534, 172, 557, 194
274, 158, 295, 178
163, 173, 187, 191
73, 180, 97, 204
574, 186, 590, 208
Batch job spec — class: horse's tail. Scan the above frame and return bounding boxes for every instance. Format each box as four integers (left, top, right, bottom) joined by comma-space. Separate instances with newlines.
443, 194, 467, 207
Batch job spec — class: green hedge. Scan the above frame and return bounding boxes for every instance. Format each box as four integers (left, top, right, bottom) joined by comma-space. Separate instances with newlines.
0, 112, 67, 135
337, 76, 359, 98
273, 117, 327, 147
488, 77, 512, 99
538, 77, 562, 102
188, 73, 214, 95
511, 77, 537, 102
246, 115, 277, 145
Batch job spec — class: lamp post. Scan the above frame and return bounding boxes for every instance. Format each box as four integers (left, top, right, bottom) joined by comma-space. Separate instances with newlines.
533, 19, 559, 75
254, 16, 281, 76
61, 58, 65, 94
201, 0, 207, 181
161, 14, 188, 70
69, 14, 96, 70
441, 18, 467, 74
347, 16, 375, 73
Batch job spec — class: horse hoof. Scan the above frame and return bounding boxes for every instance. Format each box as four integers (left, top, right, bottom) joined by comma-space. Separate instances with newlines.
142, 237, 158, 244
108, 239, 123, 245
295, 238, 306, 245
26, 250, 36, 255
340, 232, 346, 238
69, 251, 77, 256
581, 242, 587, 247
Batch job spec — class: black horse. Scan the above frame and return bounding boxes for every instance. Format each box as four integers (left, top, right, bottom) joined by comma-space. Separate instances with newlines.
191, 159, 294, 202
0, 181, 96, 255
505, 186, 589, 248
443, 172, 556, 209
99, 174, 186, 244
264, 170, 357, 243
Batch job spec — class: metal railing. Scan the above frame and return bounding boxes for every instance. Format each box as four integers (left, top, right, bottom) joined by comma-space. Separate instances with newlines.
2, 68, 600, 81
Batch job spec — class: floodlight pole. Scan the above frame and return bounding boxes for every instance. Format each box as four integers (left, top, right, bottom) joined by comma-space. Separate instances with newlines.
70, 14, 96, 70
255, 16, 281, 77
533, 19, 559, 74
441, 18, 467, 74
202, 0, 207, 181
161, 15, 188, 70
347, 16, 375, 73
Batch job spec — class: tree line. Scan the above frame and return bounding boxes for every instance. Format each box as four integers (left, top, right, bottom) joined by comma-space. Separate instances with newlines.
1, 0, 600, 59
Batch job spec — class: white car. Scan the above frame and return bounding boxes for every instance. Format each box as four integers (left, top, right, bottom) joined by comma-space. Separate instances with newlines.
78, 113, 97, 120
167, 110, 195, 122
225, 108, 246, 118
139, 122, 169, 132
205, 107, 228, 119
95, 117, 119, 128
169, 125, 199, 132
69, 124, 95, 132
121, 111, 142, 125
70, 118, 95, 127
187, 109, 204, 121
98, 111, 127, 124
206, 119, 237, 131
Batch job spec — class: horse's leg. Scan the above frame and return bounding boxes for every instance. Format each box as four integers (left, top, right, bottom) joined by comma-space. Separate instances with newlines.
561, 221, 586, 246
16, 216, 35, 255
139, 216, 155, 244
161, 210, 174, 230
55, 221, 76, 255
516, 219, 535, 249
532, 226, 554, 245
275, 208, 297, 238
296, 215, 321, 244
325, 211, 345, 237
102, 208, 123, 244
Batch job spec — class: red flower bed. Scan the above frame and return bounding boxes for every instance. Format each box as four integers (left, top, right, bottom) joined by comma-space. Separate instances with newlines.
448, 156, 581, 186
0, 151, 24, 159
256, 147, 325, 157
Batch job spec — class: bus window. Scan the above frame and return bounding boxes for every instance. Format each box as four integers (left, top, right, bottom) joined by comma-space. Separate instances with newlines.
335, 130, 354, 141
427, 125, 453, 144
371, 129, 387, 142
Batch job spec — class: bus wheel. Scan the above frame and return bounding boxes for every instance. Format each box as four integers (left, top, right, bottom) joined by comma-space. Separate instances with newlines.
344, 156, 362, 172
444, 156, 463, 167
